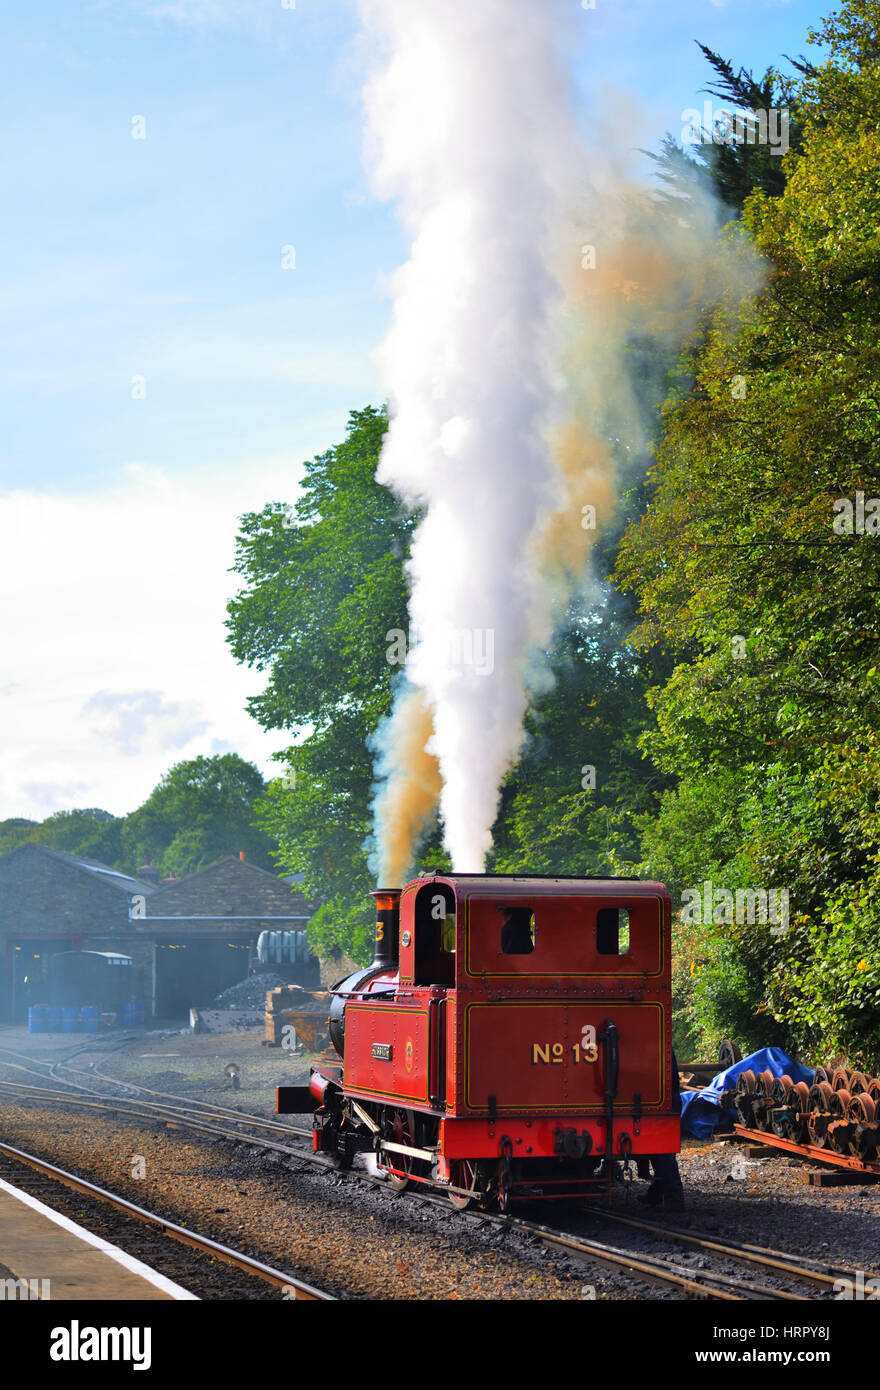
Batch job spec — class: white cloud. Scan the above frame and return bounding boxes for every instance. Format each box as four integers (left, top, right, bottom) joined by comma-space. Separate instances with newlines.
84, 690, 211, 757
0, 457, 303, 820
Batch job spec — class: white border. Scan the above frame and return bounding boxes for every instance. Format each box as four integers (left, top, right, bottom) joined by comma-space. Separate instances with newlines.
0, 1176, 199, 1300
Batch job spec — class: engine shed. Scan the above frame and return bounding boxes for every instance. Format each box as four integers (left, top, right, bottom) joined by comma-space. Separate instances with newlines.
0, 844, 314, 1022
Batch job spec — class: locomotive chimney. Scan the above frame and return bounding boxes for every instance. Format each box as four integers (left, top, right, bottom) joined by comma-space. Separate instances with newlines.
369, 889, 401, 971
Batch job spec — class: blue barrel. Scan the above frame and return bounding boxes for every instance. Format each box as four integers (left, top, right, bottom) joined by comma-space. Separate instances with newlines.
61, 1007, 80, 1034
46, 1006, 61, 1032
81, 1006, 99, 1033
27, 1006, 47, 1033
133, 1001, 145, 1024
119, 1001, 136, 1028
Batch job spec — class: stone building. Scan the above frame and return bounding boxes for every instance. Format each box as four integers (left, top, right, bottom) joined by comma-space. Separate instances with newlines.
0, 845, 312, 1022
131, 855, 313, 1015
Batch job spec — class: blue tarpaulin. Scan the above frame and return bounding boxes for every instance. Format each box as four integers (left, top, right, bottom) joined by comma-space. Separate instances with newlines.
680, 1048, 815, 1139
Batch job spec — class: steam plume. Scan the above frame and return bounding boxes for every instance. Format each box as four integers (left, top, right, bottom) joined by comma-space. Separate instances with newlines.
358, 3, 762, 884
359, 0, 581, 878
369, 685, 441, 889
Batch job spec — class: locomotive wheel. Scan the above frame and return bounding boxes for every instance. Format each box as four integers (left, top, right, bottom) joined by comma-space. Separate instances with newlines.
771, 1074, 793, 1105
718, 1039, 742, 1071
808, 1082, 835, 1148
385, 1108, 415, 1192
497, 1141, 515, 1215
791, 1081, 811, 1113
752, 1071, 776, 1131
497, 1161, 511, 1215
318, 1107, 354, 1169
447, 1158, 479, 1210
846, 1095, 876, 1156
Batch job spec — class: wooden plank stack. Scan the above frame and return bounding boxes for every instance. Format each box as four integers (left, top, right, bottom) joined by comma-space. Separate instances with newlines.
264, 985, 330, 1050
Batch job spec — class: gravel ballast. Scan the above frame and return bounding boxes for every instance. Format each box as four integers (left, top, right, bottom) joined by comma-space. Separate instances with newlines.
0, 1102, 598, 1300
2, 1028, 879, 1301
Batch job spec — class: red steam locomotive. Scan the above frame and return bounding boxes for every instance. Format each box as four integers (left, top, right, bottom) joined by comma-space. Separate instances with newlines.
278, 874, 679, 1210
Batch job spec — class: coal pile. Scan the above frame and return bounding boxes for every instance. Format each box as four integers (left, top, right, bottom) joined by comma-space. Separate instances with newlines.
210, 974, 289, 1010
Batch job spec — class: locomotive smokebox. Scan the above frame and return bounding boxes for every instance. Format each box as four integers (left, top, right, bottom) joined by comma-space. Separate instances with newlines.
370, 888, 401, 971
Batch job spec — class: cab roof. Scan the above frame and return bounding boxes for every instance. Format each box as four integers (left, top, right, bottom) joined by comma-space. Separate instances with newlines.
410, 873, 668, 898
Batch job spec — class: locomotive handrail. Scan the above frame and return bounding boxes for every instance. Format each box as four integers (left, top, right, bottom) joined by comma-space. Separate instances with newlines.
332, 987, 397, 1000
598, 1021, 620, 1167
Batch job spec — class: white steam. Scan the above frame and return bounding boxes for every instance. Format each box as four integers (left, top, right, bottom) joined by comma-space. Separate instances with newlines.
358, 0, 583, 873
357, 2, 763, 882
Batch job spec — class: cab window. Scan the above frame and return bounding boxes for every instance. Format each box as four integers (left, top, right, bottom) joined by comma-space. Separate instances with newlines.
413, 884, 456, 984
596, 907, 631, 955
500, 905, 535, 955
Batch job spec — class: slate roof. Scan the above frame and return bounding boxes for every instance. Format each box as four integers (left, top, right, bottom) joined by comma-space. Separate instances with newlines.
1, 843, 157, 895
143, 856, 312, 920
0, 844, 312, 937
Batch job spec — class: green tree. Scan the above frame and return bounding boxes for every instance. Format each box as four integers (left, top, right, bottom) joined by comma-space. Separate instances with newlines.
39, 808, 124, 865
227, 406, 421, 960
0, 818, 42, 854
492, 600, 672, 879
617, 0, 880, 1064
648, 37, 813, 217
121, 754, 275, 878
0, 809, 123, 865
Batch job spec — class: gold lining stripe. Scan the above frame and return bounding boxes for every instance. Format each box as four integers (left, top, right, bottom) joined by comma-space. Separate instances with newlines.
344, 1004, 429, 1104
462, 1000, 666, 1113
463, 895, 666, 979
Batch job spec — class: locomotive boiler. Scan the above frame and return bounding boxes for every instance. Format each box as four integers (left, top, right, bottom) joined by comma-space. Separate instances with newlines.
277, 874, 679, 1210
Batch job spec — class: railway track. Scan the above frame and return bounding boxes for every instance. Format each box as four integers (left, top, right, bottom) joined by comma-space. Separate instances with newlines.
0, 1044, 317, 1153
527, 1207, 872, 1301
0, 1138, 333, 1300
0, 1041, 865, 1302
503, 1213, 798, 1301
0, 1071, 316, 1149
588, 1206, 869, 1294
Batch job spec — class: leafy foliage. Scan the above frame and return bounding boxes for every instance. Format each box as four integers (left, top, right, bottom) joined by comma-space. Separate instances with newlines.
0, 753, 275, 884
0, 809, 123, 865
120, 754, 275, 878
649, 44, 810, 214
619, 0, 880, 1064
227, 406, 424, 960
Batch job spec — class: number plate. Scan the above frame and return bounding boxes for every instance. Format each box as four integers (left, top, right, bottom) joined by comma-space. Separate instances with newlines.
372, 1043, 392, 1061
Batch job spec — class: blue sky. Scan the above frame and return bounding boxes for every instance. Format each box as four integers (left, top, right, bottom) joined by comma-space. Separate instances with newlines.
0, 0, 833, 823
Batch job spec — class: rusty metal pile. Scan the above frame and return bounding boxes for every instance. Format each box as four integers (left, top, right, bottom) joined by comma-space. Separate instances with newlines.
722, 1065, 880, 1170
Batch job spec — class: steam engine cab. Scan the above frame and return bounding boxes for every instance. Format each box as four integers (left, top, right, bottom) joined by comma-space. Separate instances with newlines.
278, 874, 678, 1210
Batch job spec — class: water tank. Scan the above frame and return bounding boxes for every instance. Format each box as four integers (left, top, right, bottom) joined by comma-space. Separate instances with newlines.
256, 930, 310, 965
